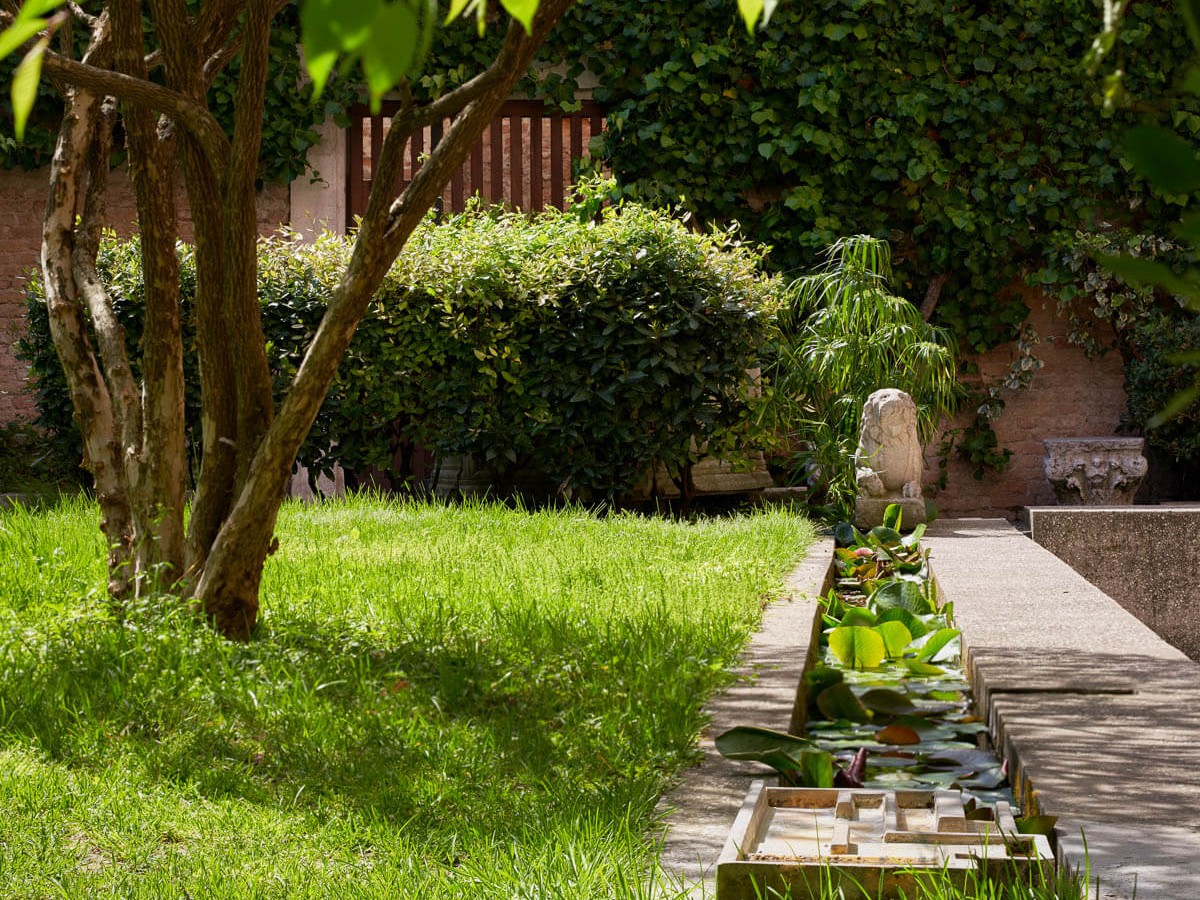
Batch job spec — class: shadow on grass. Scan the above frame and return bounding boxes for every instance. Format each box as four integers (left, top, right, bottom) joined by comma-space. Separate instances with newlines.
0, 604, 727, 837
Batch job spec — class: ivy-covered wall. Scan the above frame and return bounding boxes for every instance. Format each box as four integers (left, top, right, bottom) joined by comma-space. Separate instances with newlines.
541, 0, 1196, 352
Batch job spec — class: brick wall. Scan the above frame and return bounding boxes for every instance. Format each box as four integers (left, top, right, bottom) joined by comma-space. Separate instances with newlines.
927, 286, 1128, 519
0, 166, 289, 423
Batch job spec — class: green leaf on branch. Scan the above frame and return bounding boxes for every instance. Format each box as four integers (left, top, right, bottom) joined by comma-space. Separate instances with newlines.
1180, 0, 1200, 51
12, 37, 47, 140
362, 2, 419, 110
1148, 382, 1200, 428
736, 0, 778, 34
0, 15, 48, 63
500, 0, 539, 32
1123, 125, 1200, 194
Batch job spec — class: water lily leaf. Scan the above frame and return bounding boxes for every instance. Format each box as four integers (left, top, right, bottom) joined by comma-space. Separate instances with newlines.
840, 606, 877, 628
829, 626, 887, 669
805, 664, 844, 696
873, 620, 912, 657
868, 525, 904, 549
875, 723, 921, 745
913, 627, 960, 662
958, 766, 1008, 790
926, 747, 999, 771
876, 608, 930, 639
816, 682, 872, 722
834, 522, 865, 548
860, 687, 917, 716
871, 580, 931, 615
902, 659, 945, 676
882, 503, 902, 531
1015, 815, 1058, 836
795, 749, 835, 788
900, 523, 926, 549
715, 725, 814, 774
834, 747, 868, 787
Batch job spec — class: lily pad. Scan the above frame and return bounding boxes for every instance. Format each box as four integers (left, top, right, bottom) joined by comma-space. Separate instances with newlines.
912, 627, 961, 662
816, 682, 872, 723
876, 608, 931, 639
871, 580, 931, 615
875, 723, 922, 745
860, 687, 918, 716
829, 626, 887, 669
874, 621, 913, 657
840, 607, 878, 628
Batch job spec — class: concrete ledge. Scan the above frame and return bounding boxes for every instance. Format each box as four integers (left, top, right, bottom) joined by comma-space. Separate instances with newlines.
926, 519, 1200, 900
1026, 506, 1200, 661
653, 539, 832, 897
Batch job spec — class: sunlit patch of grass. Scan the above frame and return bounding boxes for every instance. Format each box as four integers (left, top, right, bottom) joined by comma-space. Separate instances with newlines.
0, 496, 813, 898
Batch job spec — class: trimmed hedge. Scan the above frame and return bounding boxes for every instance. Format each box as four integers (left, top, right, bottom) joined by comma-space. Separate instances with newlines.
22, 200, 779, 501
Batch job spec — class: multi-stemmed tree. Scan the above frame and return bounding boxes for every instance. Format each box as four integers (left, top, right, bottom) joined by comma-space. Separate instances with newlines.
0, 0, 774, 638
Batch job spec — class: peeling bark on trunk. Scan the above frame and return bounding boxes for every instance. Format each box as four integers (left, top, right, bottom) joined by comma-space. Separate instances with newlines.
36, 0, 577, 639
41, 35, 138, 599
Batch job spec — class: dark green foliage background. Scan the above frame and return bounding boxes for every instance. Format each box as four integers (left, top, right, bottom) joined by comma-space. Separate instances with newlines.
1123, 313, 1200, 465
0, 6, 356, 184
22, 204, 777, 499
541, 0, 1197, 352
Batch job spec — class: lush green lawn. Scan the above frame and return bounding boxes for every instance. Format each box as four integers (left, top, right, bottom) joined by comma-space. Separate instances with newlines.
0, 495, 813, 898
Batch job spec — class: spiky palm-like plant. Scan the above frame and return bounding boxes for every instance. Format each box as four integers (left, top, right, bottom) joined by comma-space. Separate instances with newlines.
766, 236, 962, 514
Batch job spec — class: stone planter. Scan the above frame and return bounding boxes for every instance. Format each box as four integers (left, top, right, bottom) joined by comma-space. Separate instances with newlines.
1043, 437, 1148, 505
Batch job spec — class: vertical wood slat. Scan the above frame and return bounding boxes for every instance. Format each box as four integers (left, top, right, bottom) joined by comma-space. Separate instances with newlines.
370, 114, 384, 185
550, 113, 564, 210
529, 114, 543, 210
470, 137, 484, 202
490, 116, 504, 203
347, 113, 366, 223
346, 100, 606, 225
511, 111, 524, 209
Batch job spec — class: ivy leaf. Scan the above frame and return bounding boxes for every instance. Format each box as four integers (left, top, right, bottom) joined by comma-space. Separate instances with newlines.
362, 2, 419, 111
1096, 254, 1200, 301
1123, 125, 1200, 194
12, 36, 47, 141
499, 0, 539, 33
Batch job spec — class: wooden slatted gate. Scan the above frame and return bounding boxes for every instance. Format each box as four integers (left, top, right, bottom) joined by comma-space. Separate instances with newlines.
346, 99, 605, 224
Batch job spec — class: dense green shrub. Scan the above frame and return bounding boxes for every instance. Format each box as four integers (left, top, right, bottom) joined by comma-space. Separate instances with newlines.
22, 198, 779, 500
1123, 313, 1200, 467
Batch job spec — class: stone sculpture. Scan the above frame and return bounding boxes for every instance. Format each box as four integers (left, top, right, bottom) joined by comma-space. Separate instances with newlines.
1043, 437, 1148, 505
854, 388, 926, 529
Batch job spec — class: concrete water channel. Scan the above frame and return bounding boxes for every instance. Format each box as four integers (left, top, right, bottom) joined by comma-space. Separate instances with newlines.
654, 518, 1200, 899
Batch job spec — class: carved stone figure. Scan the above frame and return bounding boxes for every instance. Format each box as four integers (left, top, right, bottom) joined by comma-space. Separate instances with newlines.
854, 389, 926, 529
1043, 437, 1148, 505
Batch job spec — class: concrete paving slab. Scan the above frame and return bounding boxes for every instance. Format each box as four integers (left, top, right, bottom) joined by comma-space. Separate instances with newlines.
926, 519, 1200, 900
653, 540, 832, 898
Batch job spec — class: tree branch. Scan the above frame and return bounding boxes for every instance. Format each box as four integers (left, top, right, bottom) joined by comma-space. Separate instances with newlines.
921, 272, 950, 321
42, 50, 231, 169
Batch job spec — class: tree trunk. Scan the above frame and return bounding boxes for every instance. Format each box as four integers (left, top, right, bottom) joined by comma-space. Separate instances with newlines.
190, 0, 578, 637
